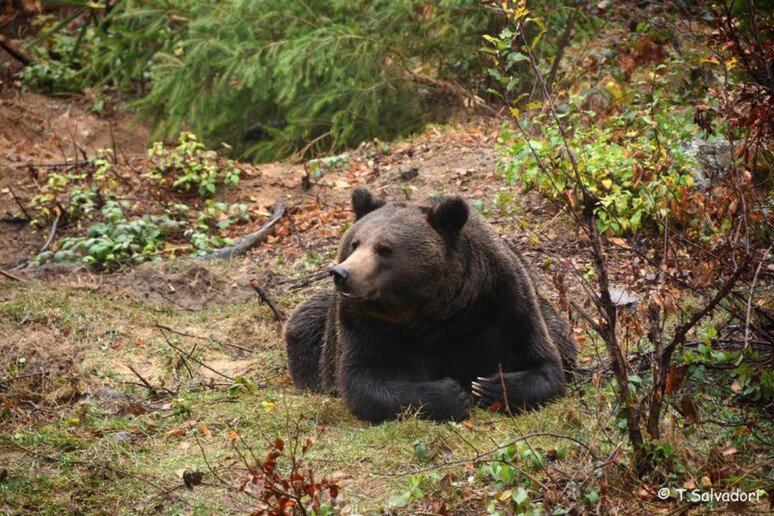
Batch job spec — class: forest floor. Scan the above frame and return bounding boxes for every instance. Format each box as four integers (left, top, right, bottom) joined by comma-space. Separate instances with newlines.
0, 87, 771, 514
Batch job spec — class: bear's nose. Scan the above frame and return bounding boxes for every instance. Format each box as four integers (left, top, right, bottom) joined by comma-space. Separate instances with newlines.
330, 265, 349, 287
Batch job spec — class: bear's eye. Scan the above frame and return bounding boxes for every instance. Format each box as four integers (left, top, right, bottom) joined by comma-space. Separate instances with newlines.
351, 240, 360, 250
375, 243, 393, 256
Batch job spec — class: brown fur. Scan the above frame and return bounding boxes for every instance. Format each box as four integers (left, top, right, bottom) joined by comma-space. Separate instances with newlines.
284, 187, 577, 422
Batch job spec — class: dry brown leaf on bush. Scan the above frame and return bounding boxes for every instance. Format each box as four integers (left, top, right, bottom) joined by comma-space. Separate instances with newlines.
681, 394, 701, 425
665, 366, 686, 395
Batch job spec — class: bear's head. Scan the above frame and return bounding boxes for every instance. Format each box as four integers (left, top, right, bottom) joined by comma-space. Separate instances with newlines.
330, 187, 469, 323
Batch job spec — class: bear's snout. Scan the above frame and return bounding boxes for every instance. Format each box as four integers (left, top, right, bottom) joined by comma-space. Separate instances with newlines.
330, 265, 349, 289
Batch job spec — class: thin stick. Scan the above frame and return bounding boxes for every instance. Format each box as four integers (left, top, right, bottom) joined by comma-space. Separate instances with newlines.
7, 186, 31, 220
154, 324, 254, 354
0, 370, 49, 385
735, 245, 772, 367
39, 213, 61, 254
157, 324, 235, 381
250, 279, 286, 322
125, 363, 156, 393
0, 269, 26, 282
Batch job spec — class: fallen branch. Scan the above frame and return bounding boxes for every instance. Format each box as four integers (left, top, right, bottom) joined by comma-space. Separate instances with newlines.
125, 363, 156, 393
0, 35, 32, 66
250, 279, 286, 322
7, 186, 31, 221
39, 212, 61, 254
0, 269, 26, 282
1, 216, 30, 223
198, 200, 286, 261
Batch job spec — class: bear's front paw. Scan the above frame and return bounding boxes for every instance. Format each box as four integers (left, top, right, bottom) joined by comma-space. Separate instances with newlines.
430, 378, 470, 421
471, 375, 507, 409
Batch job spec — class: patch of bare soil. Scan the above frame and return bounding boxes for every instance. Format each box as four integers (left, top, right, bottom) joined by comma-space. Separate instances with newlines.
109, 262, 258, 311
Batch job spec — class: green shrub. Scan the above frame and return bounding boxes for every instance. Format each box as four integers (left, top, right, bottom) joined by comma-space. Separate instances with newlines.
21, 15, 89, 94
146, 132, 241, 197
497, 63, 704, 237
499, 103, 700, 236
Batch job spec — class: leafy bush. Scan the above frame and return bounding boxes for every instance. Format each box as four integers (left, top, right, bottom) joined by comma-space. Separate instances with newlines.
21, 16, 89, 93
499, 97, 700, 236
496, 56, 709, 237
146, 132, 241, 197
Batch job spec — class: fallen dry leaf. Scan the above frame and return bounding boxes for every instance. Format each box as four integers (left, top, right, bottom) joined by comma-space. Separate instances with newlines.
721, 445, 738, 456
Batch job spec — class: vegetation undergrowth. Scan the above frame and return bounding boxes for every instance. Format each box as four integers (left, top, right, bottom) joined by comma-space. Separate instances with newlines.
30, 132, 251, 269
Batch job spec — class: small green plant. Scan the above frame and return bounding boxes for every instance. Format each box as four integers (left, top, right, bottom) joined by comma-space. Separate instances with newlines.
30, 134, 251, 269
3, 357, 26, 381
389, 475, 428, 508
307, 152, 351, 182
29, 149, 117, 225
146, 132, 241, 197
227, 376, 259, 396
21, 15, 91, 94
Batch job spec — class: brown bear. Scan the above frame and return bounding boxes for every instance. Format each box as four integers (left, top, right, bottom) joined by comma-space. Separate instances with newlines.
284, 187, 577, 423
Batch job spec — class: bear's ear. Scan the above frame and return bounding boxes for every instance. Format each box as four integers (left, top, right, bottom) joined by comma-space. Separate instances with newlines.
428, 197, 468, 237
352, 186, 385, 220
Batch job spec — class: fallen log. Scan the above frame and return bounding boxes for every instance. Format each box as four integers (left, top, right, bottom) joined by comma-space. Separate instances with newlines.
0, 35, 32, 66
197, 200, 286, 261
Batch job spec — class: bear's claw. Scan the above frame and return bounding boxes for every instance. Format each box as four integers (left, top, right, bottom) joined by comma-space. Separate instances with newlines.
471, 376, 505, 406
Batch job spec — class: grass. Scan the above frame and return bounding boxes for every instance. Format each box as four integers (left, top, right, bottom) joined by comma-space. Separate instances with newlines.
1, 268, 772, 514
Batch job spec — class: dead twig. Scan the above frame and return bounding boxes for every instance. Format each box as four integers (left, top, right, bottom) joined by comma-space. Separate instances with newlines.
7, 186, 31, 220
250, 279, 286, 322
39, 212, 61, 254
0, 35, 31, 65
0, 269, 26, 282
125, 363, 156, 393
198, 200, 286, 261
735, 245, 772, 367
154, 324, 255, 354
284, 269, 329, 292
157, 323, 235, 382
374, 431, 598, 478
0, 370, 49, 385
